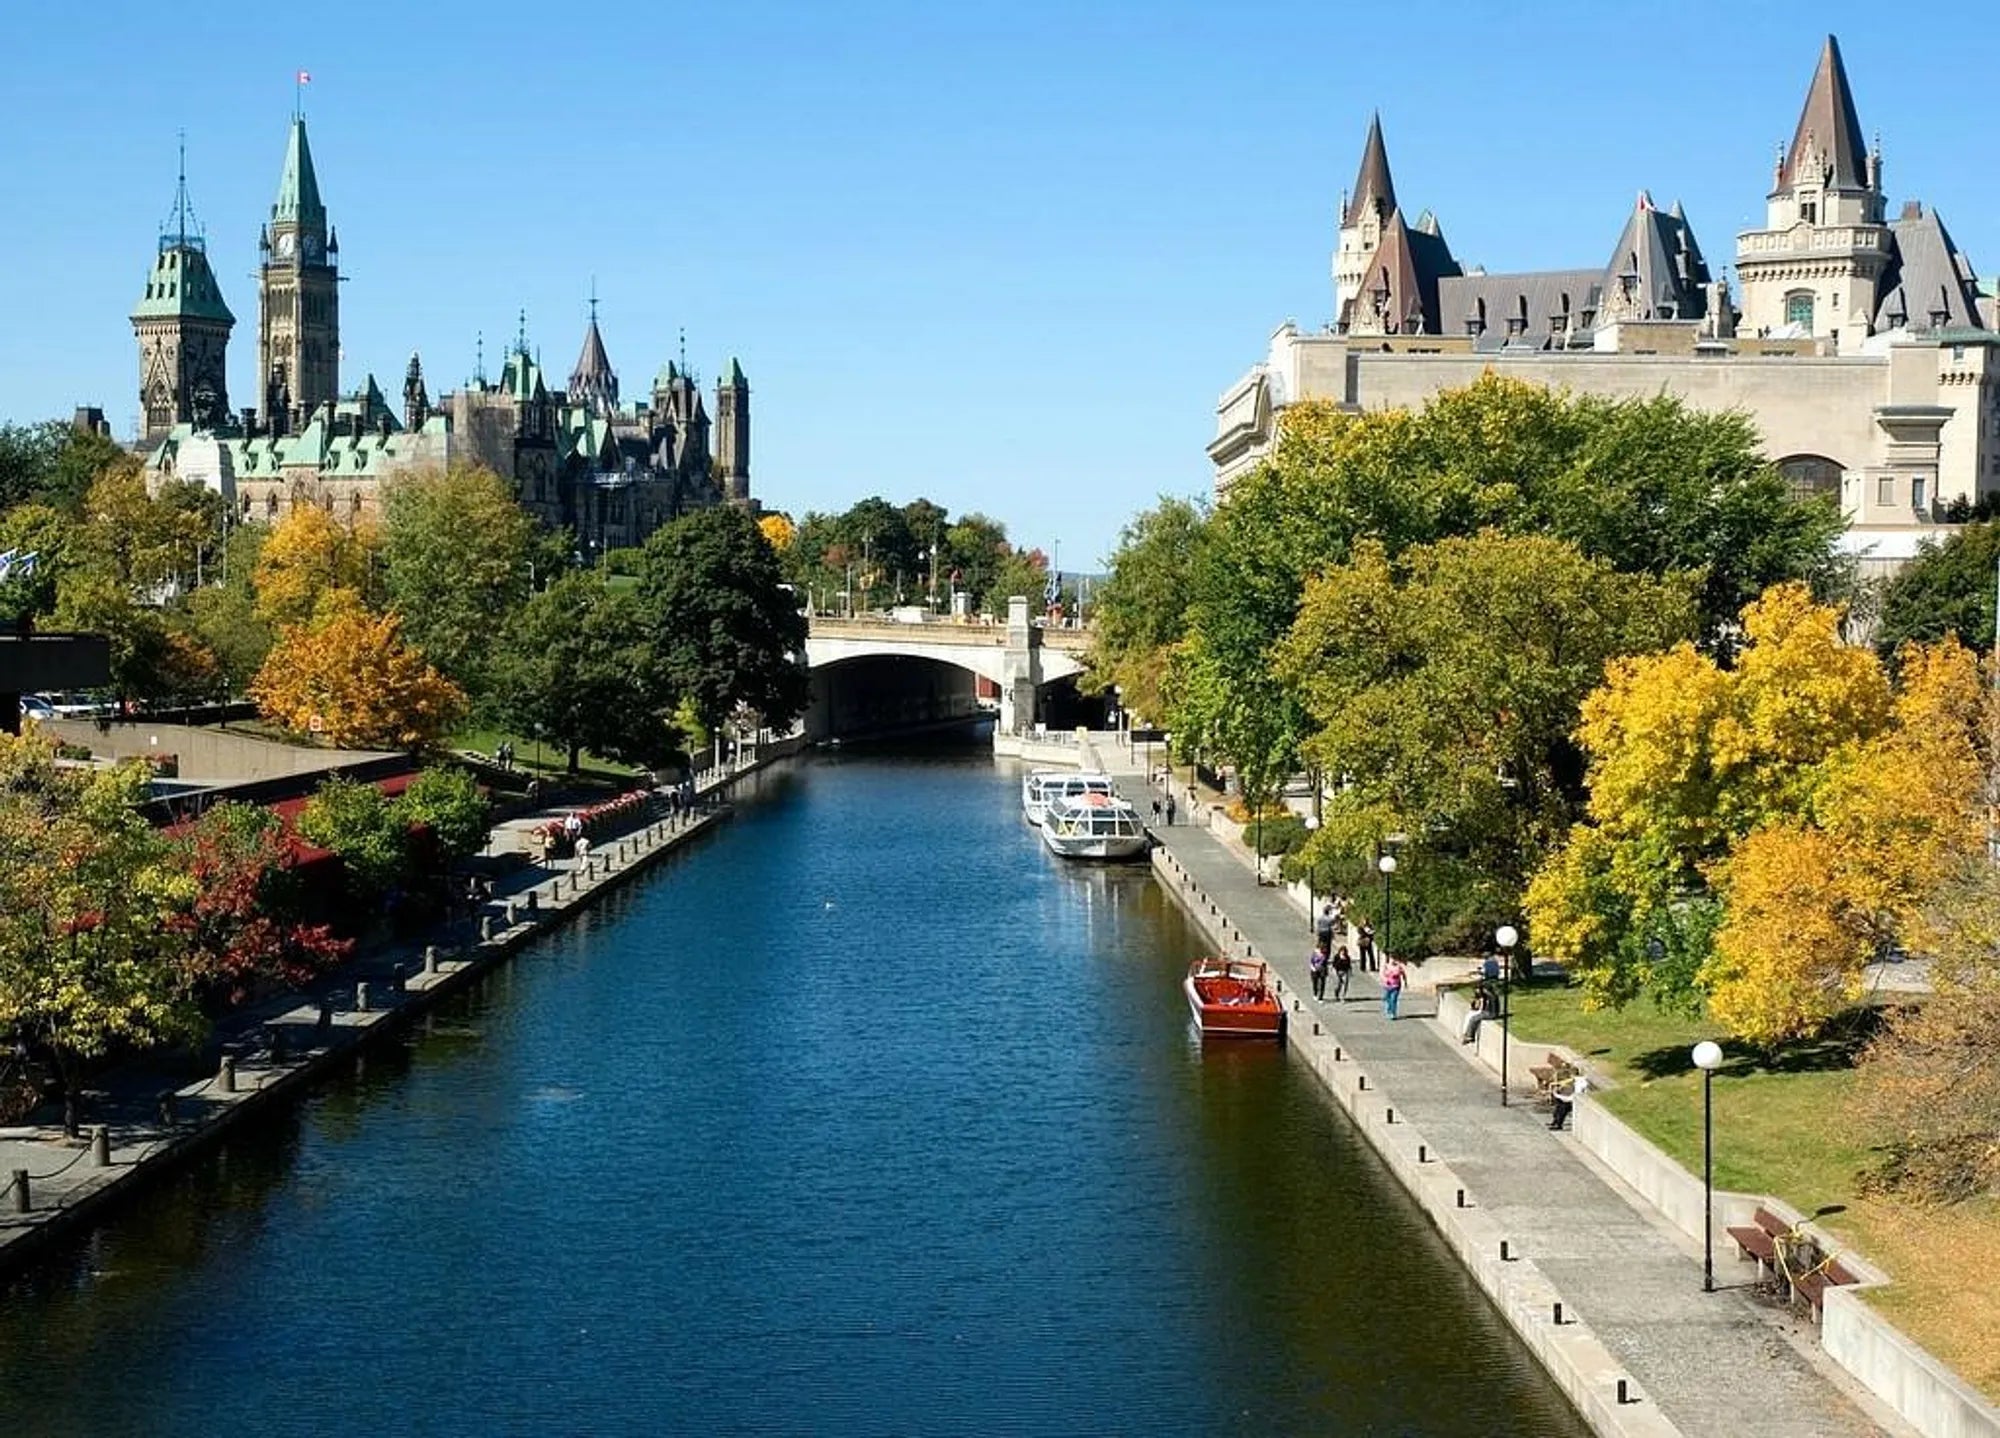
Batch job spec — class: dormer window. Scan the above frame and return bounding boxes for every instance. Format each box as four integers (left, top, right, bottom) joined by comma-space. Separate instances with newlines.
1800, 199, 1818, 224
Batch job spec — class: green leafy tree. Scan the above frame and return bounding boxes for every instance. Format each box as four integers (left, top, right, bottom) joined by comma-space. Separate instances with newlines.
0, 421, 125, 514
1275, 532, 1696, 956
0, 735, 200, 1133
185, 582, 274, 694
1087, 496, 1207, 720
380, 465, 537, 700
0, 503, 77, 622
392, 767, 491, 864
297, 775, 409, 900
637, 506, 808, 737
1876, 519, 2000, 659
496, 570, 680, 771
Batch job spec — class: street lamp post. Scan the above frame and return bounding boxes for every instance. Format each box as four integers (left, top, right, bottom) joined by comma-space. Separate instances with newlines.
1303, 815, 1321, 917
1692, 1039, 1724, 1292
1378, 854, 1398, 962
1495, 924, 1519, 1105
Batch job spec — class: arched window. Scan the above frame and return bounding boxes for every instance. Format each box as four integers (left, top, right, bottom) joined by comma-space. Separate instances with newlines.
1776, 454, 1843, 502
1785, 291, 1816, 331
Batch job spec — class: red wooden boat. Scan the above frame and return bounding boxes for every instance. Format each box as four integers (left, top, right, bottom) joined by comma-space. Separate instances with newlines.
1184, 957, 1285, 1040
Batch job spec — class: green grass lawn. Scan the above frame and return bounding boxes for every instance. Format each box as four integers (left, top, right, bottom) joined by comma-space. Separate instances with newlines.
1503, 982, 1874, 1208
1503, 979, 2000, 1398
447, 725, 643, 785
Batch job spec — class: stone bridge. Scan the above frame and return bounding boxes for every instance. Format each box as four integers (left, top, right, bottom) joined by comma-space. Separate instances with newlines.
802, 598, 1092, 741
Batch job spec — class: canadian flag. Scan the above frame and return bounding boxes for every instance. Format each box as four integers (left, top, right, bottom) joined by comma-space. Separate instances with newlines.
297, 69, 311, 84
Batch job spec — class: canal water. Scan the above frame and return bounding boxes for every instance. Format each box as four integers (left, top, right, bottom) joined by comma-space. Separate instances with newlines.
0, 752, 1588, 1437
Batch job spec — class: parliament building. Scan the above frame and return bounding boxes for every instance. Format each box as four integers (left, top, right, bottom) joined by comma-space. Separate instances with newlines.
1208, 36, 1997, 575
130, 114, 753, 554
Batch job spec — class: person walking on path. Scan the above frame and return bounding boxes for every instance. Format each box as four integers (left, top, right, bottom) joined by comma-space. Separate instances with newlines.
1151, 796, 1162, 824
1329, 944, 1352, 1003
1164, 794, 1177, 827
1313, 897, 1339, 955
1356, 920, 1377, 971
1380, 955, 1406, 1020
1549, 1070, 1589, 1131
1308, 942, 1329, 1000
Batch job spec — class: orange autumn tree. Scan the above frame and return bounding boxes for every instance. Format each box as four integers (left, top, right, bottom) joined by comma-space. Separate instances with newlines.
1527, 583, 1991, 1045
251, 594, 464, 749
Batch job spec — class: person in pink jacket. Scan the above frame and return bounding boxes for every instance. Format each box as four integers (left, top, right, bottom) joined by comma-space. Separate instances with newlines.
1380, 956, 1406, 1020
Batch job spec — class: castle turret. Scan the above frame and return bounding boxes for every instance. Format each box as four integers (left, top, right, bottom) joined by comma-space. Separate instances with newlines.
1734, 35, 1890, 348
1334, 114, 1399, 325
131, 141, 233, 442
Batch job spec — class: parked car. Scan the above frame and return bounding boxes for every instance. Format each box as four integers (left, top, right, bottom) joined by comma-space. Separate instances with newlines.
19, 694, 56, 720
46, 691, 115, 718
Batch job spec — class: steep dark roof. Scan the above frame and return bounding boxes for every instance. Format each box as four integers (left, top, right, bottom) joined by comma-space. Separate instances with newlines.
1874, 205, 1986, 333
1344, 113, 1397, 227
1599, 194, 1711, 320
1779, 35, 1870, 193
569, 315, 619, 414
1347, 208, 1458, 334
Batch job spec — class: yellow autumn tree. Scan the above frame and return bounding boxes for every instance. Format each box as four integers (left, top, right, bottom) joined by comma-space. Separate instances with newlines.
250, 595, 464, 750
1530, 584, 1991, 1042
1703, 824, 1873, 1043
757, 512, 797, 551
252, 503, 377, 628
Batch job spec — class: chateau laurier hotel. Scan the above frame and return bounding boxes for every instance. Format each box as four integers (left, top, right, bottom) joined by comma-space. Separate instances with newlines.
1209, 36, 1998, 575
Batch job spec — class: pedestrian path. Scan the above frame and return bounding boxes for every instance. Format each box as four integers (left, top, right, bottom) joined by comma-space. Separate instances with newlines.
1093, 740, 1889, 1438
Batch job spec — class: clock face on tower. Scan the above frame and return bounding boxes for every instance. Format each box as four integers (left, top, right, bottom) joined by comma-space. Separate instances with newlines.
275, 232, 295, 260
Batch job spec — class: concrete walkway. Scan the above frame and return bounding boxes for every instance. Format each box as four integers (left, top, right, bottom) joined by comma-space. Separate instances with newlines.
1091, 739, 1891, 1438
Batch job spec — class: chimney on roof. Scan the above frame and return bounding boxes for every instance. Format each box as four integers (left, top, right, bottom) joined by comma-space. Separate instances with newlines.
1900, 200, 1923, 221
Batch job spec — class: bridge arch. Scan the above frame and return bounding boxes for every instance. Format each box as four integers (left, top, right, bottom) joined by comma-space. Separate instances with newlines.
801, 612, 1089, 742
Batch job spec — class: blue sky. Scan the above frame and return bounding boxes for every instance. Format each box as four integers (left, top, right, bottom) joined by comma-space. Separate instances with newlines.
1, 0, 1991, 565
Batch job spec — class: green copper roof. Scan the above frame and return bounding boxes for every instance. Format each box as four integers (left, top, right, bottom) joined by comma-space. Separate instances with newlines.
132, 242, 235, 324
725, 357, 746, 386
273, 118, 326, 229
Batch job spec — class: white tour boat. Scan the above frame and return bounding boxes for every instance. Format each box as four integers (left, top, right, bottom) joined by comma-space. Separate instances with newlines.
1039, 791, 1150, 861
1022, 770, 1117, 826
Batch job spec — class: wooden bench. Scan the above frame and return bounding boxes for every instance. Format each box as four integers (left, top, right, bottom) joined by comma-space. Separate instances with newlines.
1790, 1256, 1860, 1323
1725, 1206, 1790, 1277
1528, 1053, 1575, 1105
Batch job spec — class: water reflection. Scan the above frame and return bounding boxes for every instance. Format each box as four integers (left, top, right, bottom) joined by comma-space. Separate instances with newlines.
0, 749, 1586, 1437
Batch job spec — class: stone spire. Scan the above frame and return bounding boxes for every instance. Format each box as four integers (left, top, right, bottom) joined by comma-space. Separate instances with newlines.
568, 294, 619, 416
1778, 35, 1870, 194
1344, 113, 1397, 226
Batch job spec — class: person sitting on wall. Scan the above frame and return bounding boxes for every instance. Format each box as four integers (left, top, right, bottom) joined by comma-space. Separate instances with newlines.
1461, 981, 1498, 1045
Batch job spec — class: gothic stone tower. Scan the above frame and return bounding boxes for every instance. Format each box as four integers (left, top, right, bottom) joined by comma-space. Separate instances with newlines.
1735, 35, 1888, 349
131, 153, 233, 443
714, 358, 750, 504
257, 116, 339, 434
